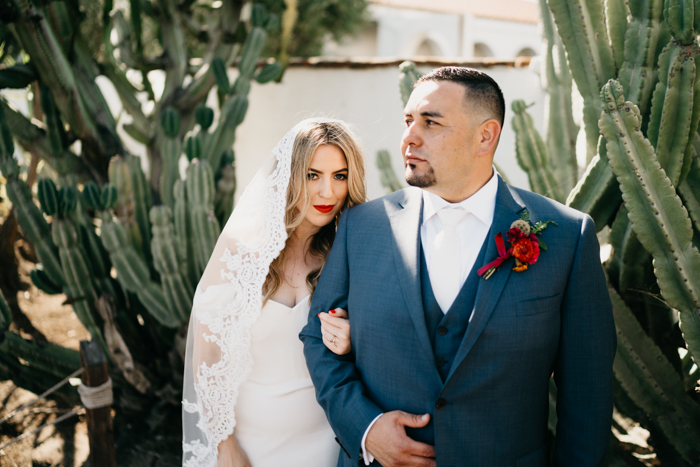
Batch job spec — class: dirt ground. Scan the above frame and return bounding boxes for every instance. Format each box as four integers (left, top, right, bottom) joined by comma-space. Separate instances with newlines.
0, 273, 91, 466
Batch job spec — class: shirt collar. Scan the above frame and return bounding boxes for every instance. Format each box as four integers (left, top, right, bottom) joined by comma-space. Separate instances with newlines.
422, 167, 499, 227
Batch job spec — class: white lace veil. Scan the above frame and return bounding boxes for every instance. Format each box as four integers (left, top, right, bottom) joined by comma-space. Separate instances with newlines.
182, 118, 344, 466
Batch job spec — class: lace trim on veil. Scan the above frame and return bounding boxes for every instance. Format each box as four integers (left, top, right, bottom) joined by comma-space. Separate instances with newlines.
182, 118, 341, 466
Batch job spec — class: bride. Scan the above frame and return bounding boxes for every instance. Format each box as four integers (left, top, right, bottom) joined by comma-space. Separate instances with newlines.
182, 118, 367, 466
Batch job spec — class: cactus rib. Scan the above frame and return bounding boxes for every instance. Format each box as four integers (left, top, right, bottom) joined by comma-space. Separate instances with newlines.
599, 79, 700, 364
610, 286, 700, 462
511, 100, 565, 202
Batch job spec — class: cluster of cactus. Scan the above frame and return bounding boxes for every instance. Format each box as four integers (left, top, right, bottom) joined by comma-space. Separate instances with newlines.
507, 0, 700, 463
0, 0, 295, 432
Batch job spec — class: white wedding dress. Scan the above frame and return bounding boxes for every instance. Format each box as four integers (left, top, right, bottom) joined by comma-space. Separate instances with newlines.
188, 284, 339, 466
233, 293, 339, 466
182, 118, 347, 466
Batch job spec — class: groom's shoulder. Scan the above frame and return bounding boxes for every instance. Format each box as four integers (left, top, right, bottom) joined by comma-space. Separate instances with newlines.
506, 183, 589, 227
345, 187, 421, 220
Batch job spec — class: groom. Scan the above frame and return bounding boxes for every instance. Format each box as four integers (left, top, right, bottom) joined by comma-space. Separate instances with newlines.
301, 67, 616, 467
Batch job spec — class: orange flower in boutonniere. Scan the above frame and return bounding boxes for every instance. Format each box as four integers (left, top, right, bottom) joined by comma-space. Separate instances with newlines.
478, 210, 556, 280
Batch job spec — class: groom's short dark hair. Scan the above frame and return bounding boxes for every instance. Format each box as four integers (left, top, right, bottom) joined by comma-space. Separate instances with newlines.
416, 67, 505, 127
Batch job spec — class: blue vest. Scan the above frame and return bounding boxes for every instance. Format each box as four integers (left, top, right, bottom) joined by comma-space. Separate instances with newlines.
420, 233, 490, 382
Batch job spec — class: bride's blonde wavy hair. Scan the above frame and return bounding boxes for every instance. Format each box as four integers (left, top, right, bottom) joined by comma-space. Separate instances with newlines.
263, 121, 367, 301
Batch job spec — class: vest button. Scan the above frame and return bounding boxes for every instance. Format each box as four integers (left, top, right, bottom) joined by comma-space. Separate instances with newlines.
437, 326, 447, 336
436, 357, 446, 367
435, 398, 447, 410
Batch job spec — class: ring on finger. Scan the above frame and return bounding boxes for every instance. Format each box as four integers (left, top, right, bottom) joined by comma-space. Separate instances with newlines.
330, 335, 336, 345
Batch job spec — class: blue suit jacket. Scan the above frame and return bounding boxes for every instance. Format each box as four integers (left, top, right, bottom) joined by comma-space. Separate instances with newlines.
301, 178, 616, 467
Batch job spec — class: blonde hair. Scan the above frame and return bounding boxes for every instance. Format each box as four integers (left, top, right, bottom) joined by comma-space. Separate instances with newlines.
263, 121, 367, 301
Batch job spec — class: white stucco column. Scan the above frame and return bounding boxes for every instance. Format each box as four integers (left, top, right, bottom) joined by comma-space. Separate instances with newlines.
461, 14, 476, 58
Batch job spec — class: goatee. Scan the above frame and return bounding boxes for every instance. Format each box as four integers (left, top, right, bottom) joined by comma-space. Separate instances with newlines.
405, 165, 436, 188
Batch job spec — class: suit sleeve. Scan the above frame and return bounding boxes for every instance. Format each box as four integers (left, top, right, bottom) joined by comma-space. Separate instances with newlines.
553, 215, 616, 466
300, 208, 383, 464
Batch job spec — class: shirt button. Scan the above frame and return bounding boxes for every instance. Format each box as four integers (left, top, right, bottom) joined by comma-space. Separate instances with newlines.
436, 357, 446, 367
435, 398, 447, 410
437, 326, 447, 336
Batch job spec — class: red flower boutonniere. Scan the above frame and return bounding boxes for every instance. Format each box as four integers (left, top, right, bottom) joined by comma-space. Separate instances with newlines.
477, 210, 557, 280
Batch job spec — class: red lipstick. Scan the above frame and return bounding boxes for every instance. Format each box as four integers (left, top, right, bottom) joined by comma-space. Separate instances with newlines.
314, 205, 334, 213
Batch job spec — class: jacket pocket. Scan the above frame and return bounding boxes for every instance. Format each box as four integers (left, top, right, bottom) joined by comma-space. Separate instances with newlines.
515, 444, 549, 467
516, 294, 561, 317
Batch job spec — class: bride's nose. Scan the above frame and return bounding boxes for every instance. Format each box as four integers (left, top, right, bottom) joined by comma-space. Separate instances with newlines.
319, 176, 333, 199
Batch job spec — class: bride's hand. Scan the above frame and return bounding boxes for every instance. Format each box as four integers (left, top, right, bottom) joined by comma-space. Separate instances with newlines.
217, 435, 252, 467
319, 308, 351, 355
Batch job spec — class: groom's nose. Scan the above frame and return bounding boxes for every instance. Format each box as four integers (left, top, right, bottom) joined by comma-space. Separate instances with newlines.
402, 123, 422, 150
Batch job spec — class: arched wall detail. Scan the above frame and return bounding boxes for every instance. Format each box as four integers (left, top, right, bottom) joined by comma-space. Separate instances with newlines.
516, 47, 537, 57
473, 42, 494, 58
400, 32, 452, 57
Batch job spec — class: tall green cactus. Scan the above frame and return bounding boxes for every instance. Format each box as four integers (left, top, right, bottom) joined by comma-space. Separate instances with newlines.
600, 79, 700, 364
159, 108, 183, 209
150, 206, 192, 324
108, 155, 152, 263
508, 0, 700, 463
186, 160, 221, 276
646, 40, 700, 186
538, 0, 579, 194
547, 0, 616, 162
511, 100, 566, 202
99, 211, 179, 329
376, 150, 404, 194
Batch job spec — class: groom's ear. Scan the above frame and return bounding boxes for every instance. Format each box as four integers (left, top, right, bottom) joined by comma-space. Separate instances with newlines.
476, 119, 501, 156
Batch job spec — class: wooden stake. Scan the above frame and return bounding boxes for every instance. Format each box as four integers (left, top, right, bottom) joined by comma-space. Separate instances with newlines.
80, 340, 116, 467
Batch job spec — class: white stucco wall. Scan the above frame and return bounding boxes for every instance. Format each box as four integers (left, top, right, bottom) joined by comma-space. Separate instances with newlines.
375, 6, 460, 57
324, 5, 542, 60
466, 17, 541, 59
233, 64, 544, 201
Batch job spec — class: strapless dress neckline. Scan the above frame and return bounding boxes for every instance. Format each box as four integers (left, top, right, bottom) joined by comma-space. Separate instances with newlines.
267, 294, 310, 310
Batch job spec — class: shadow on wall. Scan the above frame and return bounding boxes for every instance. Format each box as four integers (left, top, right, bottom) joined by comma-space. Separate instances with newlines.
474, 42, 494, 58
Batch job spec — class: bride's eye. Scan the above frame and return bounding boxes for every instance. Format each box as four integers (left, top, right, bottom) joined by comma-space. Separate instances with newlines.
334, 173, 347, 180
307, 173, 318, 180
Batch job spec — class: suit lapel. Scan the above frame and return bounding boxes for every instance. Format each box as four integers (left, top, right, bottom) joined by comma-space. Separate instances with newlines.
445, 177, 526, 384
389, 189, 436, 363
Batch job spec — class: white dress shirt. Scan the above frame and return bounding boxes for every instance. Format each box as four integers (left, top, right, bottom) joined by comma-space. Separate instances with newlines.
361, 170, 499, 464
421, 173, 498, 311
